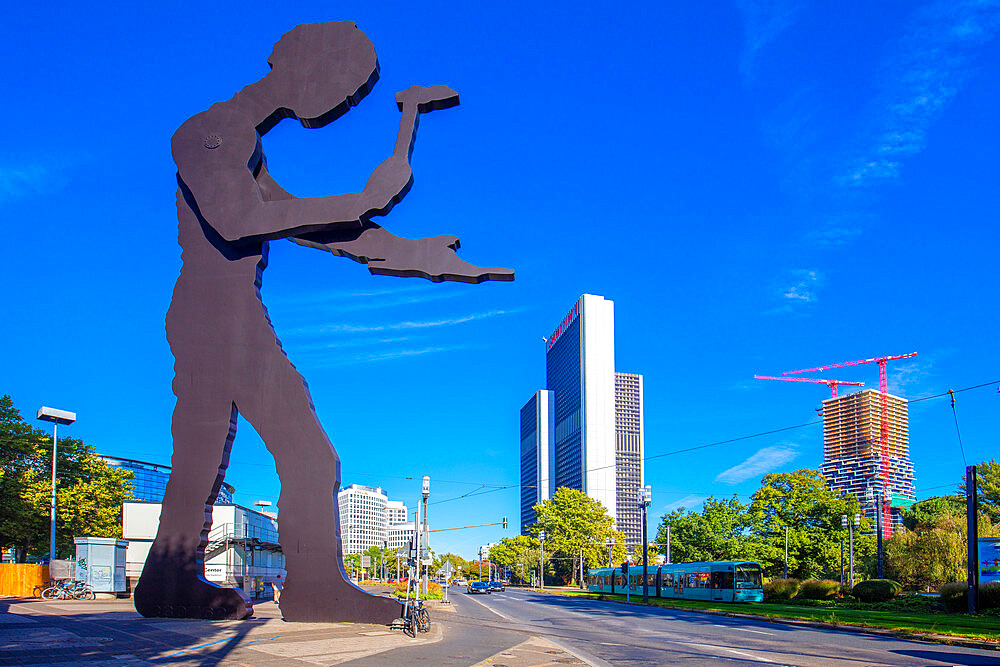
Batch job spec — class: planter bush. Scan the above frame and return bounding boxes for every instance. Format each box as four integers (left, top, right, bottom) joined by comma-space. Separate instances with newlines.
939, 582, 967, 612
798, 579, 841, 600
852, 579, 902, 603
393, 580, 443, 600
763, 578, 800, 601
980, 581, 1000, 610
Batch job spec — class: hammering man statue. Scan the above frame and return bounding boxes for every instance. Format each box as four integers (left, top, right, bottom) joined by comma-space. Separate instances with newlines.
134, 21, 512, 623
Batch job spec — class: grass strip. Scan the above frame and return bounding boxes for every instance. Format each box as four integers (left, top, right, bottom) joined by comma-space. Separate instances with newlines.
551, 590, 1000, 642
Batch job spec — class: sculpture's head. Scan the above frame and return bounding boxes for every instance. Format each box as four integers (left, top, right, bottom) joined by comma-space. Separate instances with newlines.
265, 22, 378, 127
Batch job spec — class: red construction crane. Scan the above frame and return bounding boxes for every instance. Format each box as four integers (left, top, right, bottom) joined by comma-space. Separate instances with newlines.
754, 375, 864, 398
783, 352, 917, 538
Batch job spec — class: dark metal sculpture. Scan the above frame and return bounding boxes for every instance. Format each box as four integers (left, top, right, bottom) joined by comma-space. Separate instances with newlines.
133, 21, 512, 623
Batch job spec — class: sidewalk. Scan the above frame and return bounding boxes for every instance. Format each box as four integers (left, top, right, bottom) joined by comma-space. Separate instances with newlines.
0, 597, 443, 665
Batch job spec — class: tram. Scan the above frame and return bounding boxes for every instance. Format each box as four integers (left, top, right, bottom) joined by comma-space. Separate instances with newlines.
587, 561, 764, 603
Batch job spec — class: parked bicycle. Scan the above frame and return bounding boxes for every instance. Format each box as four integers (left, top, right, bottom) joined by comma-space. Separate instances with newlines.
392, 598, 430, 638
41, 579, 95, 600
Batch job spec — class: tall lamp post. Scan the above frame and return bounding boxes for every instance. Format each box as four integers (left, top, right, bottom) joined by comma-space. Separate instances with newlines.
421, 476, 430, 595
538, 530, 545, 590
640, 485, 651, 604
37, 407, 76, 562
866, 486, 884, 578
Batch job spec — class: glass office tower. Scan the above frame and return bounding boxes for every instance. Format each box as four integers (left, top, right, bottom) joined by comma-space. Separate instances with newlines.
521, 294, 638, 538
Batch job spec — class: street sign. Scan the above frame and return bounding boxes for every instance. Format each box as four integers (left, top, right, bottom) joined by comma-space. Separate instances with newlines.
436, 562, 455, 577
361, 555, 371, 568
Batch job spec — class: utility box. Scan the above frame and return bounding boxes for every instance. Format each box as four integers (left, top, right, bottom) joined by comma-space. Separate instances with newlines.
74, 537, 127, 593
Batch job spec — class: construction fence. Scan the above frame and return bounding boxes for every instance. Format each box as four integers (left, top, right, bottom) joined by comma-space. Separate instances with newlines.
0, 564, 49, 597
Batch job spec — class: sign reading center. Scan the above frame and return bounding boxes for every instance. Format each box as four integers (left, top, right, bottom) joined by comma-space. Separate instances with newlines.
547, 301, 579, 351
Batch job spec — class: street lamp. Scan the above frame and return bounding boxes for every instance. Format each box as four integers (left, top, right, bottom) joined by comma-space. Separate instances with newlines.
842, 512, 860, 588
640, 485, 651, 604
866, 485, 884, 579
422, 476, 430, 595
539, 532, 546, 588
37, 406, 76, 562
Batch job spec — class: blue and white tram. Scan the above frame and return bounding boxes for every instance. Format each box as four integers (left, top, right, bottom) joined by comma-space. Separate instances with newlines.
587, 561, 764, 603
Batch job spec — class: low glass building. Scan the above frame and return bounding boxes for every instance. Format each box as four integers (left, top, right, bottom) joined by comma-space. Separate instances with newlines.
99, 455, 234, 504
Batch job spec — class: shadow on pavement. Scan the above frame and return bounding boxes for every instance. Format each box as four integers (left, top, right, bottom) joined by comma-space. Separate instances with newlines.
890, 649, 1000, 665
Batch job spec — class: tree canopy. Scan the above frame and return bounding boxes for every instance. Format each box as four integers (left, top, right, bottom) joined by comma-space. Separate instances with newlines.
655, 469, 874, 579
0, 394, 134, 560
527, 486, 626, 585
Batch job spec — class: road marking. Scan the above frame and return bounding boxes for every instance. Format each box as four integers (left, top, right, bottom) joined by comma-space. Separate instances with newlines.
734, 628, 774, 635
464, 593, 516, 621
724, 648, 774, 662
688, 642, 774, 664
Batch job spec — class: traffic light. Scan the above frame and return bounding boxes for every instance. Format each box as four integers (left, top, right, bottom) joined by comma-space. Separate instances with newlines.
502, 516, 508, 529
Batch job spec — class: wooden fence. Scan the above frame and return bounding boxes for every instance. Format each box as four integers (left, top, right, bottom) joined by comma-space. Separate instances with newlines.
0, 564, 49, 597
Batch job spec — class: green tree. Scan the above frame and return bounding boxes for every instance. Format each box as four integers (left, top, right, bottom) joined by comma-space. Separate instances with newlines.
886, 496, 999, 590
960, 459, 1000, 522
528, 487, 624, 585
0, 395, 134, 560
901, 495, 966, 530
486, 536, 540, 584
748, 469, 872, 579
655, 495, 756, 563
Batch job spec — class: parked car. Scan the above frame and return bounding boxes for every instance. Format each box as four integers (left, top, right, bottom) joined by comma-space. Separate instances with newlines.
467, 581, 491, 595
487, 580, 506, 592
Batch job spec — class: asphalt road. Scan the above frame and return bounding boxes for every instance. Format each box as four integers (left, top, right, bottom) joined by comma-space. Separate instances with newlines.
434, 587, 1000, 666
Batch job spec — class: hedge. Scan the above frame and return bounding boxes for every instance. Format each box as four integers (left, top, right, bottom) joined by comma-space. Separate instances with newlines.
852, 579, 902, 603
798, 579, 841, 600
940, 581, 1000, 612
763, 578, 800, 601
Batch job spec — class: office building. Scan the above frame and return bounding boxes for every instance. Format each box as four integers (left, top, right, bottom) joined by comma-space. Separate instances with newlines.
338, 484, 388, 555
386, 500, 408, 525
820, 389, 916, 534
615, 372, 644, 544
338, 484, 419, 555
387, 522, 416, 552
100, 455, 234, 504
122, 501, 282, 598
520, 294, 645, 545
520, 390, 554, 533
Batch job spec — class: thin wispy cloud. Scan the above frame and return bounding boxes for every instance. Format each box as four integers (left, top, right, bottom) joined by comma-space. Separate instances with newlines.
661, 494, 708, 514
715, 445, 799, 485
844, 0, 1000, 186
270, 282, 464, 312
315, 344, 481, 367
285, 308, 520, 337
0, 164, 50, 200
767, 269, 822, 314
801, 219, 866, 247
736, 0, 803, 84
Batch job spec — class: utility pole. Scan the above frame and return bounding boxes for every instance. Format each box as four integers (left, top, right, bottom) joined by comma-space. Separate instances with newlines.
538, 530, 546, 590
641, 485, 651, 604
666, 525, 671, 564
784, 525, 789, 579
849, 512, 858, 588
579, 547, 584, 590
840, 515, 846, 586
967, 465, 979, 615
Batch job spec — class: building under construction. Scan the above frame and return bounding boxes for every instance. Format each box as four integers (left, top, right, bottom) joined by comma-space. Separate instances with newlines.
820, 389, 916, 534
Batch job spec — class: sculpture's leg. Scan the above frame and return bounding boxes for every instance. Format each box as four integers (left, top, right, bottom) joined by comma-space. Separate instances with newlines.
134, 394, 252, 620
236, 348, 401, 624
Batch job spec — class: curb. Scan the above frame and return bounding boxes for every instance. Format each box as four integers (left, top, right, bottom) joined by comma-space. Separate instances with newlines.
533, 589, 1000, 652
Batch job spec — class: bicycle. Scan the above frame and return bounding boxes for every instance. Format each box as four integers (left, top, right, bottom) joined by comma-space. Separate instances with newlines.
392, 598, 430, 638
41, 579, 95, 600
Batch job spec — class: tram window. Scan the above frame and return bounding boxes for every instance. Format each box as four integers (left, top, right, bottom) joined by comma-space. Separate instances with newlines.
663, 573, 673, 586
736, 566, 763, 588
647, 574, 655, 587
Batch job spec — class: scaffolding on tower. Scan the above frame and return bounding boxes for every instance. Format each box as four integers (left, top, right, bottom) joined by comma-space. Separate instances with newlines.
782, 352, 917, 538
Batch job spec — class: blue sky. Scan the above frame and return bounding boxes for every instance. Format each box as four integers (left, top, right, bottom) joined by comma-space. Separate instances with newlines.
4, 1, 999, 560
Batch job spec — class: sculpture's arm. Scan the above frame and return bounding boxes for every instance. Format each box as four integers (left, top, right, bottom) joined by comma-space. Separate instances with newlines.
175, 86, 458, 244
